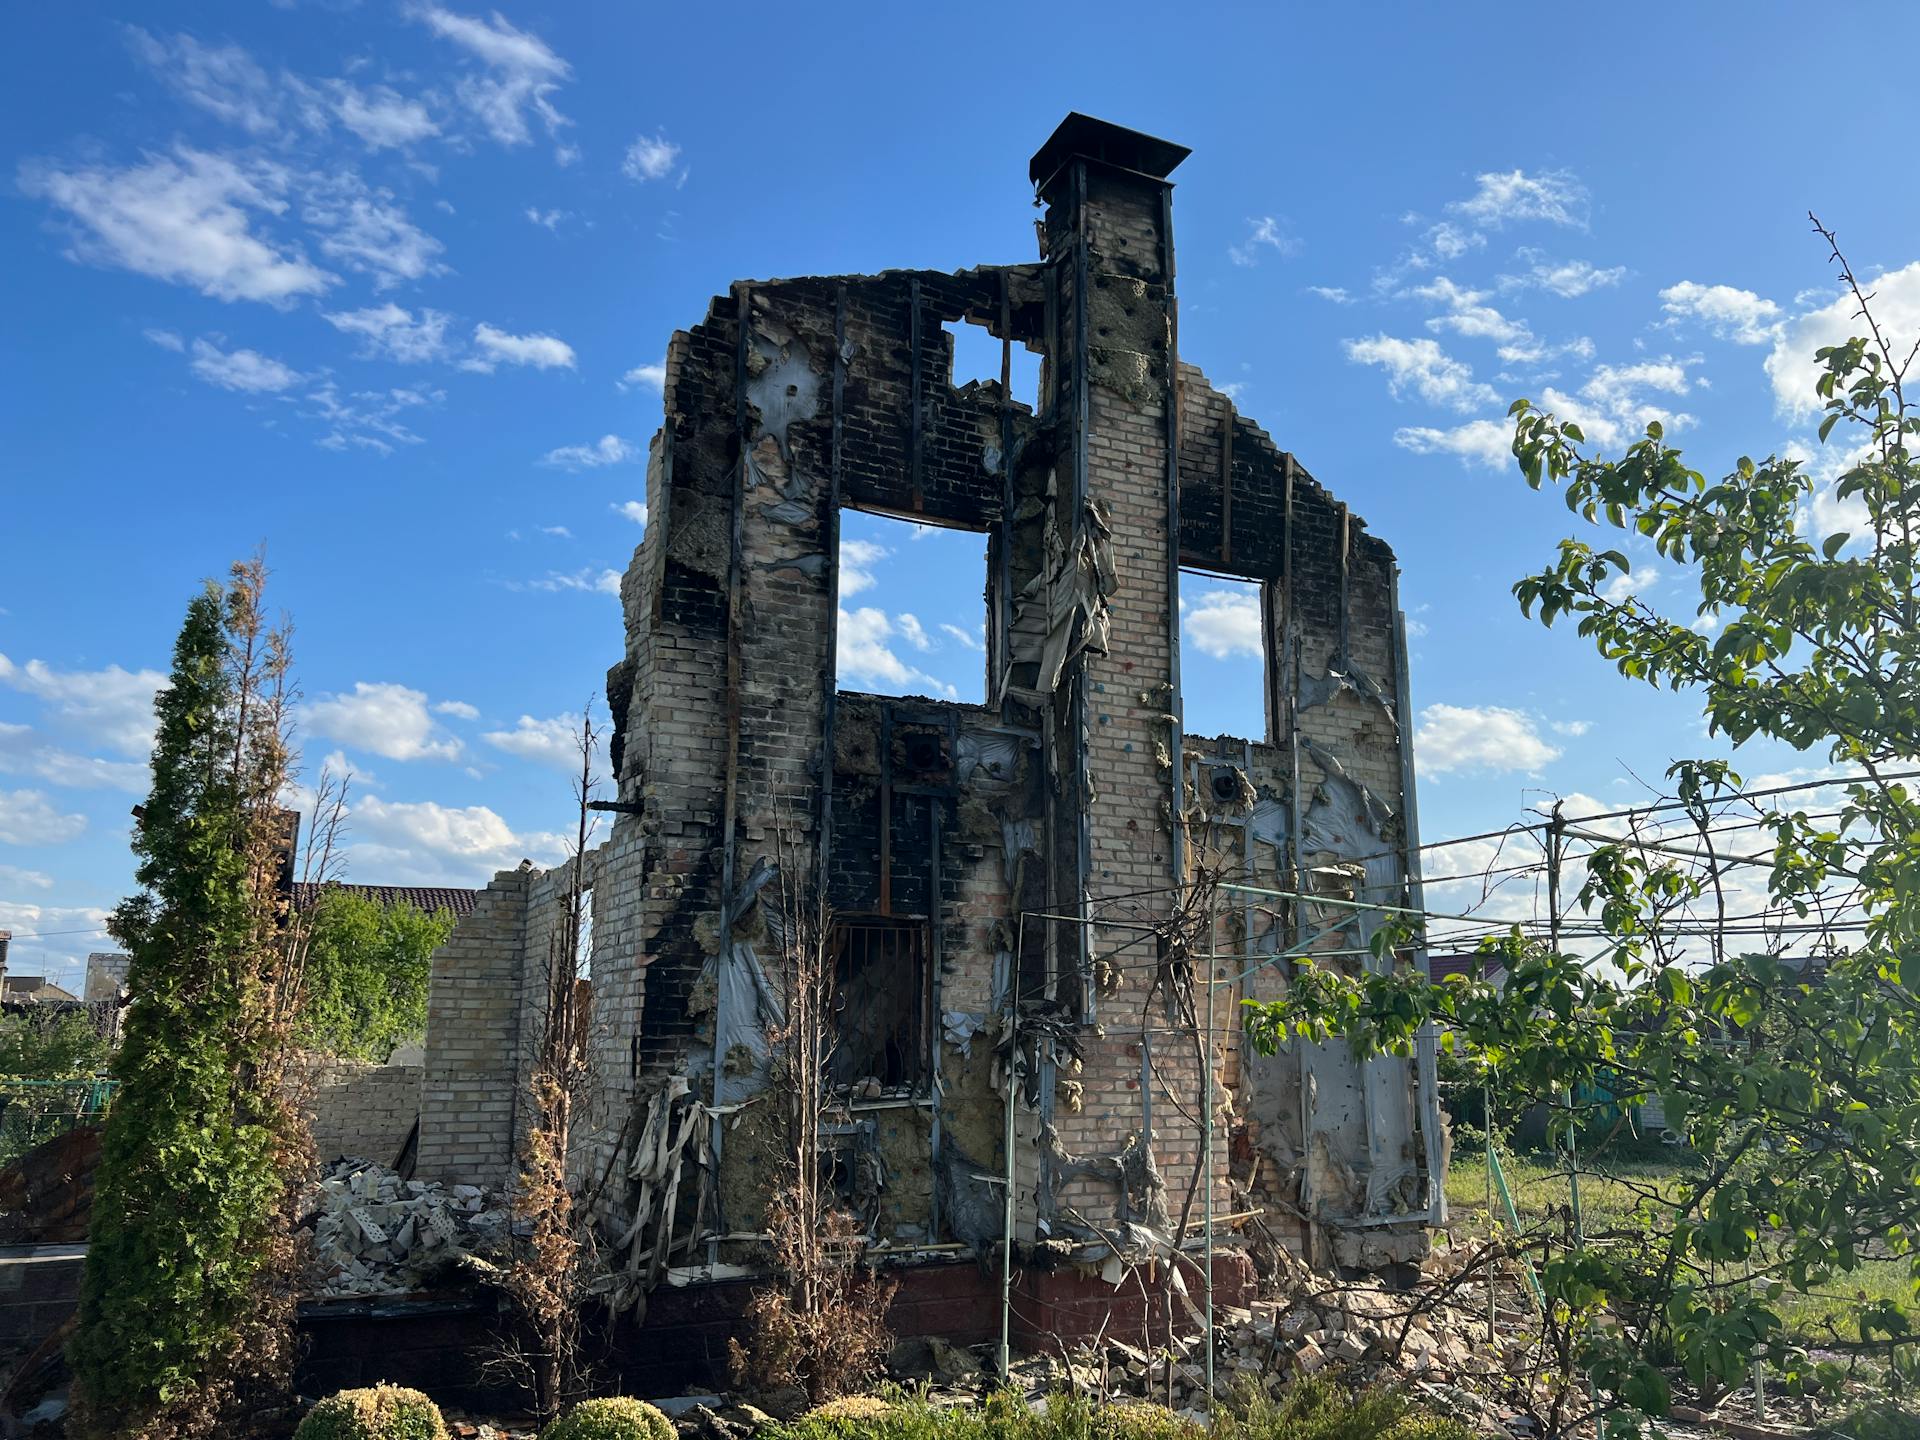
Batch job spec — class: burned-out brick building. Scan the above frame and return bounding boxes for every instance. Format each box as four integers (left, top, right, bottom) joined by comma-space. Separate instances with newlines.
416, 115, 1446, 1329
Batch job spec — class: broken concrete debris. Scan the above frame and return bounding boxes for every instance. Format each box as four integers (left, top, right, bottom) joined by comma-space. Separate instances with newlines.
306, 1156, 510, 1297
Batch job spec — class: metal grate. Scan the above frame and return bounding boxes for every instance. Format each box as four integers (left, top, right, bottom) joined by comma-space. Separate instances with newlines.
827, 918, 931, 1092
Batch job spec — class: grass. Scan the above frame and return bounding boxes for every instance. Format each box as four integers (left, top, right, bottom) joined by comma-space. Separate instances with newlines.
1444, 1143, 1917, 1344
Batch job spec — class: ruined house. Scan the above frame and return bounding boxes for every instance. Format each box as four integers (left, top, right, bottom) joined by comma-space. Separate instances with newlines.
415, 114, 1446, 1329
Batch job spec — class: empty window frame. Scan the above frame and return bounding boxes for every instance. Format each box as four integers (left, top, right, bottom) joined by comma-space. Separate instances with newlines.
836, 508, 988, 704
944, 319, 1042, 409
826, 917, 931, 1093
1178, 568, 1271, 741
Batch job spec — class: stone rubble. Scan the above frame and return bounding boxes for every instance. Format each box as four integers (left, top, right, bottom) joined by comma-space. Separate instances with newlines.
305, 1156, 512, 1296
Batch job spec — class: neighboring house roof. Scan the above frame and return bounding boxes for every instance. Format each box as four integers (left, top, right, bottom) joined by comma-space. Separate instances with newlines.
291, 883, 482, 920
2, 975, 80, 1004
1426, 954, 1507, 986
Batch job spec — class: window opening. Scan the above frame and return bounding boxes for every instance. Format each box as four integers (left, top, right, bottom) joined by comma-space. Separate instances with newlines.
944, 319, 1042, 409
827, 917, 931, 1092
837, 508, 988, 703
1178, 568, 1269, 741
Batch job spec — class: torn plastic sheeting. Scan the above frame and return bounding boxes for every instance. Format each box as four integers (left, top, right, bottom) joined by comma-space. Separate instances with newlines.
956, 731, 1024, 785
942, 1009, 987, 1058
705, 857, 787, 1105
1300, 738, 1395, 850
1008, 494, 1117, 695
1299, 663, 1396, 729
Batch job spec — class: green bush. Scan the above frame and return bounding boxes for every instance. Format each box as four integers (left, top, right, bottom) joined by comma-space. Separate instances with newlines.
1214, 1378, 1472, 1440
541, 1397, 677, 1440
1092, 1400, 1200, 1440
294, 1384, 449, 1440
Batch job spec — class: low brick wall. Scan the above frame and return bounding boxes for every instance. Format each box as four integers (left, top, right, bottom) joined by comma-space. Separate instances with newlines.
290, 1053, 423, 1166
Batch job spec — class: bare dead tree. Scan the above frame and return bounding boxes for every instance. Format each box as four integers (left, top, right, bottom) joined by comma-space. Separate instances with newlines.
499, 704, 601, 1418
727, 804, 894, 1402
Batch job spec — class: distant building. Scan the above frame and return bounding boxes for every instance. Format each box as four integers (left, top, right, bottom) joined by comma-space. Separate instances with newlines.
84, 953, 131, 1004
2, 975, 80, 1005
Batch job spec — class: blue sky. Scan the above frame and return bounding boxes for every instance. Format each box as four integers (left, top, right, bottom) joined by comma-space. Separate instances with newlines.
4, 2, 1917, 988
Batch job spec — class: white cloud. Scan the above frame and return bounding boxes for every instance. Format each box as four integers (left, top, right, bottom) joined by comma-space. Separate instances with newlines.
836, 608, 956, 699
1448, 169, 1589, 230
143, 327, 185, 352
304, 681, 463, 762
525, 206, 567, 231
1307, 286, 1353, 304
897, 614, 932, 651
124, 28, 287, 135
188, 336, 303, 392
1765, 262, 1920, 418
481, 713, 604, 771
300, 171, 445, 290
413, 4, 572, 152
1502, 253, 1627, 298
1228, 215, 1300, 267
0, 654, 164, 756
1600, 563, 1661, 604
1658, 280, 1782, 346
1414, 703, 1562, 776
1550, 719, 1592, 737
324, 303, 452, 363
1424, 221, 1484, 262
433, 699, 480, 720
1409, 276, 1531, 346
306, 382, 437, 454
839, 538, 887, 596
537, 524, 572, 539
622, 133, 681, 183
541, 434, 635, 469
1181, 587, 1264, 660
0, 863, 53, 891
20, 147, 333, 305
1538, 356, 1698, 448
1344, 334, 1497, 413
1393, 418, 1515, 470
613, 501, 648, 526
526, 568, 621, 598
345, 794, 568, 885
0, 788, 87, 846
618, 362, 666, 393
0, 901, 112, 992
0, 722, 147, 792
331, 82, 439, 149
466, 322, 575, 372
940, 623, 983, 652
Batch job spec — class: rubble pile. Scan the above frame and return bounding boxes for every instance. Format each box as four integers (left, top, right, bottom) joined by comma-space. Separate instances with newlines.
881, 1242, 1545, 1436
306, 1156, 512, 1296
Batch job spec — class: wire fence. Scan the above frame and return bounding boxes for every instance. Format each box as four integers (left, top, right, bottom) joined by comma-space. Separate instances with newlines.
0, 1078, 116, 1167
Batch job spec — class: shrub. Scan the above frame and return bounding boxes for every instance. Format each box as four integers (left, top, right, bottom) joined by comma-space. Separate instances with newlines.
1093, 1401, 1200, 1440
800, 1395, 899, 1429
1213, 1378, 1470, 1440
541, 1397, 677, 1440
294, 1384, 449, 1440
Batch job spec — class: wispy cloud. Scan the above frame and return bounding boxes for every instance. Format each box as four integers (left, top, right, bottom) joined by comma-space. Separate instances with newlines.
21, 147, 333, 305
540, 434, 635, 469
622, 132, 681, 183
411, 4, 574, 157
1228, 215, 1300, 267
465, 322, 576, 373
188, 336, 304, 392
1447, 168, 1589, 230
1344, 334, 1497, 413
324, 303, 453, 363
